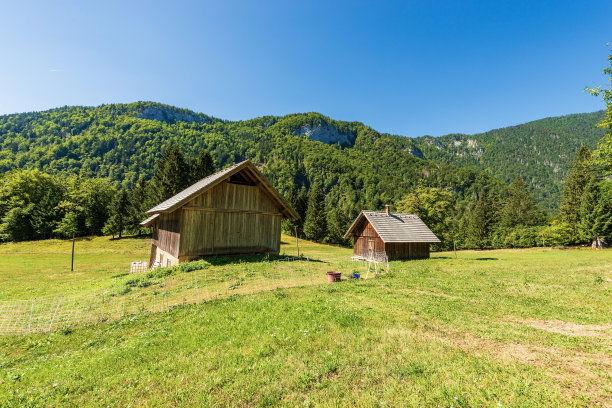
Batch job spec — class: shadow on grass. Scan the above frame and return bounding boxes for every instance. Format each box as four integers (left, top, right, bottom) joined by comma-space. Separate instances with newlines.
431, 256, 453, 259
108, 234, 152, 241
474, 257, 498, 261
204, 253, 326, 266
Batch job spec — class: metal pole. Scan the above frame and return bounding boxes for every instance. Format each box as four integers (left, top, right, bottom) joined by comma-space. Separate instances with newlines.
48, 297, 63, 333
28, 299, 35, 334
163, 277, 167, 310
453, 238, 457, 259
71, 235, 75, 272
542, 232, 545, 248
295, 227, 300, 258
194, 271, 200, 303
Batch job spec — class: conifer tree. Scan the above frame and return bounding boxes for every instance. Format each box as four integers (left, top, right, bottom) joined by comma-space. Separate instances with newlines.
282, 185, 300, 237
326, 207, 349, 245
303, 185, 327, 242
579, 175, 612, 246
150, 145, 190, 203
127, 175, 149, 234
284, 186, 309, 238
103, 189, 129, 238
190, 150, 215, 183
463, 191, 500, 249
499, 175, 544, 229
558, 145, 591, 237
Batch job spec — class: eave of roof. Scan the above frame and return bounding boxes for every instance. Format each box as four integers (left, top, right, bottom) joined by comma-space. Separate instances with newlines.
140, 213, 160, 227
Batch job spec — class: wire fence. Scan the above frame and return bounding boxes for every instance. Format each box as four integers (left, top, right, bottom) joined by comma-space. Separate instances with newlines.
0, 257, 379, 335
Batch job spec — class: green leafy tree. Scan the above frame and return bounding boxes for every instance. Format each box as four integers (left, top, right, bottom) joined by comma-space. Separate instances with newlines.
69, 177, 115, 236
579, 176, 612, 246
558, 145, 592, 239
397, 184, 454, 250
103, 189, 129, 238
190, 150, 215, 183
54, 201, 84, 238
303, 185, 327, 242
0, 170, 65, 241
586, 46, 612, 176
499, 175, 544, 229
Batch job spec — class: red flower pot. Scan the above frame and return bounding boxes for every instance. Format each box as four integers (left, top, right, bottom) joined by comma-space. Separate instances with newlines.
326, 271, 341, 282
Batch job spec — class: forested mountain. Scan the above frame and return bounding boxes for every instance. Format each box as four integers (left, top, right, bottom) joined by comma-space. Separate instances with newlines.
0, 102, 604, 214
0, 102, 493, 220
411, 111, 606, 210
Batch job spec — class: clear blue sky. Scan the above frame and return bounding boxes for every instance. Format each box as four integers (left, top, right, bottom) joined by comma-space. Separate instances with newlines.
1, 0, 610, 137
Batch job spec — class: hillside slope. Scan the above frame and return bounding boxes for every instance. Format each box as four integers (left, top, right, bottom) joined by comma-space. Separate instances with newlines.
412, 111, 606, 209
0, 102, 605, 211
1, 236, 610, 406
0, 102, 491, 217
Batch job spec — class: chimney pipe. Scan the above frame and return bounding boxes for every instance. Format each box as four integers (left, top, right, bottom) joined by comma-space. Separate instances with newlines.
385, 205, 390, 214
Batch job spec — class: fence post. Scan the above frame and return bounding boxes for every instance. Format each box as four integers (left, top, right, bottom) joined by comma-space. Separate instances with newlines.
163, 277, 168, 311
28, 299, 35, 334
48, 297, 63, 333
194, 271, 200, 303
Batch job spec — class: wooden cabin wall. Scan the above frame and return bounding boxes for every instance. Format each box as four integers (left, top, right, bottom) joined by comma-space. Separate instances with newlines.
152, 211, 181, 258
385, 242, 430, 260
179, 181, 282, 257
352, 221, 385, 258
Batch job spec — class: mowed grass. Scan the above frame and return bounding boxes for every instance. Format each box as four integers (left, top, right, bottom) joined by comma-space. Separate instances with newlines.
0, 237, 151, 299
0, 237, 611, 407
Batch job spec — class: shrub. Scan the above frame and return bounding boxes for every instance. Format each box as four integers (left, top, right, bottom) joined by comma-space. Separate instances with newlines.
541, 221, 574, 247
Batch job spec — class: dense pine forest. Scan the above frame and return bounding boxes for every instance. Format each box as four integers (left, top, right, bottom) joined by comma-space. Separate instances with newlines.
0, 101, 610, 249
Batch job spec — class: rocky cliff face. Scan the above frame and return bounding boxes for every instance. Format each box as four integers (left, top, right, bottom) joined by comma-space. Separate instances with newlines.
294, 124, 355, 146
135, 107, 211, 124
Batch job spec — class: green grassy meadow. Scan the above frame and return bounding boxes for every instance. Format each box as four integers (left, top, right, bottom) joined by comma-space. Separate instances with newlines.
0, 236, 611, 407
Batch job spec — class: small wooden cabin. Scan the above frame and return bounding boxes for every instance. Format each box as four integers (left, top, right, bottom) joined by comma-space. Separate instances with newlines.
141, 160, 299, 267
344, 206, 440, 260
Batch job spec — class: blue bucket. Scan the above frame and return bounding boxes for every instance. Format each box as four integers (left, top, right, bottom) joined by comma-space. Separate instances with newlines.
352, 273, 360, 279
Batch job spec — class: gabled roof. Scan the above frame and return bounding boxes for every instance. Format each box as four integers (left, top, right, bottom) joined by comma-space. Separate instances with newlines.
145, 160, 299, 219
344, 211, 440, 243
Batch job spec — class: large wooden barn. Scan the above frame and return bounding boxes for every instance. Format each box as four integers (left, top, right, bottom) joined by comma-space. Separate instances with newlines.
140, 160, 299, 267
344, 206, 440, 260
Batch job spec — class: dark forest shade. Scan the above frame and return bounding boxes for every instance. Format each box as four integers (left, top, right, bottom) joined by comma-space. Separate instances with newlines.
344, 211, 440, 261
141, 160, 299, 266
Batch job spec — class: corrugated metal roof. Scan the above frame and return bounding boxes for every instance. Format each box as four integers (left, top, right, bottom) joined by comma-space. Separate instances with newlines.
344, 211, 440, 243
145, 160, 299, 219
140, 213, 159, 227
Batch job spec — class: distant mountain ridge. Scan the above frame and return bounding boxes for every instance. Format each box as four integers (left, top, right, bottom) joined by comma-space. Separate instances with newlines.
0, 102, 605, 212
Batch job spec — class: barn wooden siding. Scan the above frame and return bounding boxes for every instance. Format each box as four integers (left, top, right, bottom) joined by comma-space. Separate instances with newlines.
178, 180, 282, 259
353, 221, 385, 258
152, 211, 181, 258
385, 242, 429, 260
351, 220, 431, 261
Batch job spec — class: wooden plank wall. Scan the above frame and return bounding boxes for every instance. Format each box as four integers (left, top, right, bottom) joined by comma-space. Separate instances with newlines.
385, 242, 430, 260
179, 181, 282, 257
353, 221, 385, 258
351, 219, 430, 260
152, 211, 181, 258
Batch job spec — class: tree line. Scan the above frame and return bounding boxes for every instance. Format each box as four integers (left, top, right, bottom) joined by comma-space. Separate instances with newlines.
0, 143, 609, 249
0, 147, 215, 241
